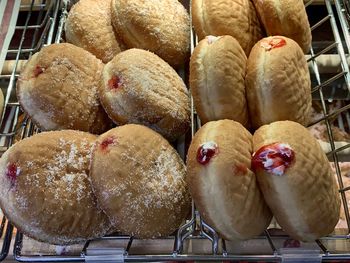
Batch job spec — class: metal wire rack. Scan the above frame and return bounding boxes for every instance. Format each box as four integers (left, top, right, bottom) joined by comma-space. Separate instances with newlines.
1, 0, 350, 262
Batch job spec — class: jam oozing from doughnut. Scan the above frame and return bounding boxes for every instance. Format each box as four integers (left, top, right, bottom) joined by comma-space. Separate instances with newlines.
108, 76, 122, 91
260, 37, 287, 51
235, 163, 248, 175
252, 143, 294, 176
5, 163, 20, 187
197, 141, 218, 165
100, 137, 116, 151
283, 239, 301, 248
33, 66, 44, 77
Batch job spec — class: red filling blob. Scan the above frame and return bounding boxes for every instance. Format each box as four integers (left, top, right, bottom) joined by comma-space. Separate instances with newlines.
283, 239, 301, 248
5, 163, 19, 187
196, 142, 218, 165
100, 137, 116, 151
234, 163, 248, 175
108, 76, 122, 91
261, 37, 287, 51
252, 143, 295, 176
33, 65, 44, 77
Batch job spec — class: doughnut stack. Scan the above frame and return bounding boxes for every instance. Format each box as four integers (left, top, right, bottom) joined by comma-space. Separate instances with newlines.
0, 0, 341, 246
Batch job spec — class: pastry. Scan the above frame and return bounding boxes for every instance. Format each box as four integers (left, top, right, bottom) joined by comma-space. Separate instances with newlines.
99, 48, 190, 141
17, 43, 112, 134
90, 124, 191, 238
246, 36, 312, 129
0, 130, 111, 245
192, 0, 264, 55
190, 36, 249, 126
187, 120, 272, 240
252, 0, 312, 53
252, 121, 340, 241
65, 0, 123, 63
111, 0, 190, 66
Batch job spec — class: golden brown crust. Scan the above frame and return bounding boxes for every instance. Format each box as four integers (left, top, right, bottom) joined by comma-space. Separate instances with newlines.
187, 120, 272, 240
192, 0, 264, 55
246, 36, 311, 129
16, 43, 112, 134
253, 121, 340, 241
252, 0, 312, 53
110, 0, 190, 67
65, 0, 123, 63
0, 130, 111, 245
190, 36, 249, 127
90, 124, 191, 238
99, 49, 190, 141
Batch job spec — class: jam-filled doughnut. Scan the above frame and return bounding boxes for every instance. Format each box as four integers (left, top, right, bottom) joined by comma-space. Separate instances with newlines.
192, 0, 264, 55
17, 43, 112, 134
99, 48, 190, 141
187, 120, 272, 240
252, 0, 312, 53
111, 0, 190, 67
190, 35, 249, 126
90, 124, 191, 238
252, 121, 340, 241
0, 130, 111, 245
246, 36, 311, 129
65, 0, 123, 63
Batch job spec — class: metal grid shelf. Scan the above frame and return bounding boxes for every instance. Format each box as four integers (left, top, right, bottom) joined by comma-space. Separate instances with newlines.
1, 0, 350, 262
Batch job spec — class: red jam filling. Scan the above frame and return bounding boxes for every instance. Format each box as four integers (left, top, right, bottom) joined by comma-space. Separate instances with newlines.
108, 75, 122, 91
33, 65, 44, 77
234, 163, 248, 175
196, 142, 218, 165
260, 37, 287, 51
252, 143, 295, 176
283, 239, 301, 248
100, 137, 116, 151
5, 163, 20, 187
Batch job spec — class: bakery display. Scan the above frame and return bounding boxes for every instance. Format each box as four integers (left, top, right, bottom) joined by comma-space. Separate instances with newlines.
252, 0, 312, 53
90, 124, 191, 238
99, 48, 190, 141
0, 130, 111, 245
187, 120, 272, 240
16, 43, 112, 134
65, 0, 123, 63
252, 121, 340, 241
192, 0, 264, 55
110, 0, 190, 67
246, 36, 312, 129
190, 36, 249, 127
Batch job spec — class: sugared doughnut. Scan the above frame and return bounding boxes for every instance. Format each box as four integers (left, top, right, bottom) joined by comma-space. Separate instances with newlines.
252, 121, 340, 241
190, 36, 249, 127
90, 124, 191, 238
99, 49, 190, 141
246, 36, 311, 129
17, 43, 112, 134
252, 0, 312, 53
187, 120, 272, 240
0, 130, 111, 245
110, 0, 190, 67
192, 0, 264, 55
65, 0, 123, 63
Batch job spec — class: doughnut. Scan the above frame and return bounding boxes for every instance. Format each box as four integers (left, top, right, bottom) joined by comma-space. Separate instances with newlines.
99, 48, 190, 141
110, 0, 190, 67
17, 43, 112, 134
65, 0, 123, 63
252, 121, 340, 241
192, 0, 264, 55
0, 130, 111, 245
90, 124, 191, 238
190, 36, 249, 127
187, 120, 272, 240
246, 36, 312, 129
252, 0, 312, 53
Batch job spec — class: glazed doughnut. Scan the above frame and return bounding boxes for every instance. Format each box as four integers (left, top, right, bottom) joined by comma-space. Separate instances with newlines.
90, 124, 191, 238
252, 121, 340, 241
190, 36, 249, 126
246, 36, 312, 129
111, 0, 190, 67
99, 49, 190, 141
17, 43, 112, 134
252, 0, 311, 53
65, 0, 123, 63
187, 120, 272, 240
192, 0, 264, 55
0, 130, 111, 245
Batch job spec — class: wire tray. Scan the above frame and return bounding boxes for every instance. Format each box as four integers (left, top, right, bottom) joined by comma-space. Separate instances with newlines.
1, 0, 350, 262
